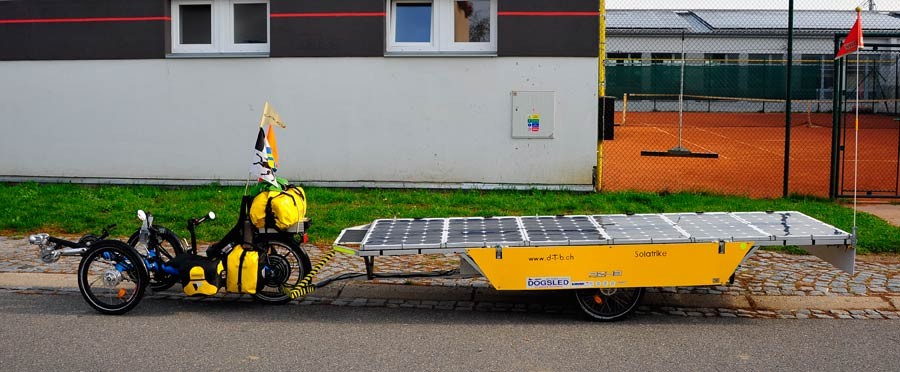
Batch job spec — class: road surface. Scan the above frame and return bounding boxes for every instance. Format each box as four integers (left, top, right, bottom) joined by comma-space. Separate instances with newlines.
0, 291, 897, 371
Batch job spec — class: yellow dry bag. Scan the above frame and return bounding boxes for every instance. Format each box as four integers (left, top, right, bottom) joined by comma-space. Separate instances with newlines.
250, 186, 307, 231
225, 245, 259, 294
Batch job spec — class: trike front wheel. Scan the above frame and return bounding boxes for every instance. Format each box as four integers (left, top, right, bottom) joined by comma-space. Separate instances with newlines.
127, 226, 184, 292
77, 240, 148, 315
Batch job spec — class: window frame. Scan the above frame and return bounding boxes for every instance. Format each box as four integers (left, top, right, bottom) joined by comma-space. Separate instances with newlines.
386, 0, 497, 54
172, 0, 217, 54
226, 0, 270, 53
387, 0, 438, 52
171, 0, 270, 55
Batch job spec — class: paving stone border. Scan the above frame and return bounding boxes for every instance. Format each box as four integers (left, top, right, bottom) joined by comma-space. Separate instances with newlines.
3, 235, 899, 320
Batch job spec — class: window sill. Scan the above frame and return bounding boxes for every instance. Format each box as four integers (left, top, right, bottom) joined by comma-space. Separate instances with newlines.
384, 51, 497, 58
166, 52, 270, 59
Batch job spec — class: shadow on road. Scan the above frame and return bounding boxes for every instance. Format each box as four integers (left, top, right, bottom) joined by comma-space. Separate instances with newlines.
0, 289, 746, 326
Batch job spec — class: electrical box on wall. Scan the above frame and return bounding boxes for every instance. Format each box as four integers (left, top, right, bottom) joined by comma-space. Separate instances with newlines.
511, 91, 555, 139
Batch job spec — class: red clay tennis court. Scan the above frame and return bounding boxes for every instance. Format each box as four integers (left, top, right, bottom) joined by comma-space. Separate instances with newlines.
601, 112, 900, 198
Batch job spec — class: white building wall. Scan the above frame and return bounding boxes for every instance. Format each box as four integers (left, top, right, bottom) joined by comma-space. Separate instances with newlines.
0, 57, 598, 187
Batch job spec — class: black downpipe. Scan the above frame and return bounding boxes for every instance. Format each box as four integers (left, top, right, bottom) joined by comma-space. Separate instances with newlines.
830, 34, 843, 199
783, 1, 794, 198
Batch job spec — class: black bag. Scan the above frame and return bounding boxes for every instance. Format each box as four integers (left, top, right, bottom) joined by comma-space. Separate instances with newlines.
169, 254, 222, 296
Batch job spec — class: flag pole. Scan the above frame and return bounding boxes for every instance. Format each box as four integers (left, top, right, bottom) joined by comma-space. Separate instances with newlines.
852, 7, 862, 246
678, 31, 685, 150
853, 47, 859, 242
834, 7, 863, 246
244, 173, 252, 196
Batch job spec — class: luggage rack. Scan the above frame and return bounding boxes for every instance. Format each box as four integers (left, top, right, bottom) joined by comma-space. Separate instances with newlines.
256, 218, 311, 234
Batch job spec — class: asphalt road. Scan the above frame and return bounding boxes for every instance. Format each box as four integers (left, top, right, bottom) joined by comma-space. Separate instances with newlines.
1, 291, 898, 372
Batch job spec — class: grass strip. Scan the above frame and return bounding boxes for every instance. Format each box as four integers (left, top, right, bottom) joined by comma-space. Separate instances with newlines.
1, 182, 897, 254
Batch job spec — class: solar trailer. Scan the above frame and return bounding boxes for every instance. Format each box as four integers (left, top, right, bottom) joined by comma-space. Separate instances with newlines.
335, 211, 854, 320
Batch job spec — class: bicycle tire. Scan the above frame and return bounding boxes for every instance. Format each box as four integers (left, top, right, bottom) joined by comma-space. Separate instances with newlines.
574, 287, 644, 322
128, 226, 184, 292
253, 237, 312, 305
77, 240, 148, 315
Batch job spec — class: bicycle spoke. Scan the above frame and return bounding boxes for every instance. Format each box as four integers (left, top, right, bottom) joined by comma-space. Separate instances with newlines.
576, 288, 643, 321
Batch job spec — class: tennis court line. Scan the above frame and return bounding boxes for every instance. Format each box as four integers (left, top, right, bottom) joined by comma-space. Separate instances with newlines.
650, 127, 726, 159
693, 127, 785, 160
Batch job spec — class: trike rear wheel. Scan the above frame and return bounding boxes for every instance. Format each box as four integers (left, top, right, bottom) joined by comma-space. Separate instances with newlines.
253, 238, 312, 305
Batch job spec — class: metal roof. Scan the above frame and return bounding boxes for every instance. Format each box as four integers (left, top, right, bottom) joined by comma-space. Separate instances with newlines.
608, 9, 900, 33
606, 10, 694, 31
694, 10, 900, 30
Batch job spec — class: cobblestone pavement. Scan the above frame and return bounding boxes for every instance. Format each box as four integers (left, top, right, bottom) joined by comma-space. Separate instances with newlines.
5, 287, 899, 320
3, 234, 900, 320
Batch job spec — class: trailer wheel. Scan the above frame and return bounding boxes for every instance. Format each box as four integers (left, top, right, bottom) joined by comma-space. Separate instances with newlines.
574, 287, 644, 321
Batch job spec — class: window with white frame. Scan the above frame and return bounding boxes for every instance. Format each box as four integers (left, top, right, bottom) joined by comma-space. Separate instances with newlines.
171, 0, 269, 54
387, 0, 497, 53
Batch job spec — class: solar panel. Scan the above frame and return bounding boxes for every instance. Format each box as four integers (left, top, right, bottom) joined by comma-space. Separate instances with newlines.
731, 212, 848, 242
520, 216, 608, 246
594, 214, 691, 244
445, 217, 524, 248
667, 212, 769, 242
361, 218, 446, 249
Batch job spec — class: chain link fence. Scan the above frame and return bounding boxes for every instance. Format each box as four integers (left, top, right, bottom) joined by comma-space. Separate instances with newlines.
836, 45, 900, 197
600, 7, 900, 198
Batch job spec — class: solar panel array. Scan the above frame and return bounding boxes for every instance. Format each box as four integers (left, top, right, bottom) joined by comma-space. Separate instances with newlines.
355, 211, 852, 252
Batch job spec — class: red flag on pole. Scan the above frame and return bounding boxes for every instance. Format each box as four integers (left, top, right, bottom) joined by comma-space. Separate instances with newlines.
835, 9, 863, 59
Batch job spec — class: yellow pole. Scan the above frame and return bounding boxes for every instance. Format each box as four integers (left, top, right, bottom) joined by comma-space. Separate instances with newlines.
596, 0, 606, 192
599, 0, 606, 97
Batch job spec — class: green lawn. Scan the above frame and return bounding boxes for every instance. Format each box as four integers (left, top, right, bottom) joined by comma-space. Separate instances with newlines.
1, 182, 898, 253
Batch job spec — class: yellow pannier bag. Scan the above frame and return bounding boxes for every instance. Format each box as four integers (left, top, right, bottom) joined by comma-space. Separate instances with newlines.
172, 254, 222, 297
249, 186, 307, 231
225, 245, 259, 294
184, 264, 221, 296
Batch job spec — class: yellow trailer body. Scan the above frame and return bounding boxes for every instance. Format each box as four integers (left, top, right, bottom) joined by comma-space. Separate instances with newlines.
466, 242, 752, 291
